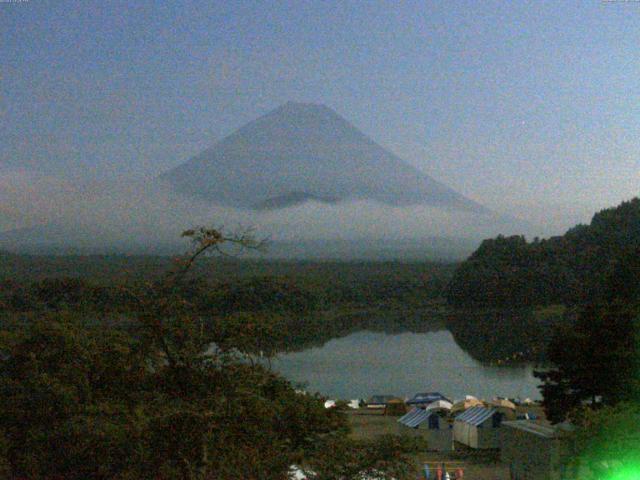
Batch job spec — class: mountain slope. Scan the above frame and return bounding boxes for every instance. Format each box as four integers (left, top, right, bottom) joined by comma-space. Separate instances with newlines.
161, 102, 486, 212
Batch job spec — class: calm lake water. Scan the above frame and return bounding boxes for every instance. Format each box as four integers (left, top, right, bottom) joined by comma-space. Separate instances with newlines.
271, 330, 541, 401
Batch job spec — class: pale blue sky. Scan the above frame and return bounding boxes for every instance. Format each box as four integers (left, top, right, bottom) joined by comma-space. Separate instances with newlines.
2, 0, 639, 229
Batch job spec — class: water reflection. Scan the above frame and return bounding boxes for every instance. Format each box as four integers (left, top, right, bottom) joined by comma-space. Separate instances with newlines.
271, 330, 541, 401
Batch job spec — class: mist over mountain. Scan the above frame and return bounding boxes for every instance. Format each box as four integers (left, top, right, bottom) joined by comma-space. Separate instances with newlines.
161, 102, 487, 213
0, 104, 537, 258
0, 179, 522, 258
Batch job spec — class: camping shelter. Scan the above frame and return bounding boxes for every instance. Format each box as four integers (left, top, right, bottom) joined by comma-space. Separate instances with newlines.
406, 392, 451, 407
425, 400, 453, 411
397, 408, 453, 452
384, 398, 408, 416
491, 398, 516, 410
453, 406, 504, 449
366, 395, 397, 409
450, 397, 484, 415
490, 398, 517, 420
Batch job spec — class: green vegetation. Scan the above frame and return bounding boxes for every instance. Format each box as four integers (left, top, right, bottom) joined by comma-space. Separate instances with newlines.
446, 198, 640, 308
535, 245, 640, 422
563, 402, 640, 479
443, 198, 640, 368
535, 304, 638, 422
534, 245, 640, 478
0, 227, 420, 479
447, 307, 568, 365
0, 253, 455, 357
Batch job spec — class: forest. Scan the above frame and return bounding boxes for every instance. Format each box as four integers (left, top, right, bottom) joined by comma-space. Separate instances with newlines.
446, 197, 640, 308
0, 228, 433, 479
0, 253, 456, 357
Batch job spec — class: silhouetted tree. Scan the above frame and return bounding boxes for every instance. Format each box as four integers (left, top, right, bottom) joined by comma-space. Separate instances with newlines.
535, 304, 638, 423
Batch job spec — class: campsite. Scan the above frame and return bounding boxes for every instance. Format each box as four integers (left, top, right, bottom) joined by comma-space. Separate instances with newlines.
332, 393, 556, 479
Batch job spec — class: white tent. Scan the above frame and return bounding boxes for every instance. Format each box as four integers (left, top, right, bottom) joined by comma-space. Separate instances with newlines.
324, 400, 336, 409
426, 400, 453, 411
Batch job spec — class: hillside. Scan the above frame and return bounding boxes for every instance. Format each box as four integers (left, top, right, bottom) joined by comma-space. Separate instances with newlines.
161, 102, 487, 212
446, 197, 640, 307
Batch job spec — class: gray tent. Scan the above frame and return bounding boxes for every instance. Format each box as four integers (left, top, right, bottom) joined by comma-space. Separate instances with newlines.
453, 406, 504, 449
397, 408, 453, 452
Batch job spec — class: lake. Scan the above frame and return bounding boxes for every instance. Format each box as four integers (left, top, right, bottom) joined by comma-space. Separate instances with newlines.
271, 329, 541, 401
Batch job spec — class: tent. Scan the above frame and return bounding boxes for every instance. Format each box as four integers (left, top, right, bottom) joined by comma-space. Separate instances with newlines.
453, 406, 504, 449
491, 398, 517, 410
450, 398, 485, 415
397, 408, 453, 451
366, 395, 397, 409
490, 398, 517, 420
384, 398, 408, 416
425, 400, 453, 411
406, 392, 451, 406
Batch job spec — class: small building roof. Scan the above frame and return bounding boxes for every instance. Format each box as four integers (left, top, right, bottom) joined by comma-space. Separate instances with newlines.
398, 408, 436, 428
455, 406, 496, 426
502, 420, 573, 438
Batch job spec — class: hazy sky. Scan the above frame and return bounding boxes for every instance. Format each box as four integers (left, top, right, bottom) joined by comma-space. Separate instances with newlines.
2, 0, 639, 231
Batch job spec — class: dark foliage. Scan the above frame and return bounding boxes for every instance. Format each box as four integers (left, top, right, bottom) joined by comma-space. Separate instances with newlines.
447, 198, 640, 307
535, 304, 639, 423
0, 228, 416, 479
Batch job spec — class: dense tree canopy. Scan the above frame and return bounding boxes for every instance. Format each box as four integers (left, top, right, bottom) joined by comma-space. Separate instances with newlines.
0, 227, 415, 479
446, 198, 640, 307
534, 304, 639, 423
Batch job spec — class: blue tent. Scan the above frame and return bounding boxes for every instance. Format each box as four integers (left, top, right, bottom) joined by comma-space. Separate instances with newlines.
406, 392, 451, 406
